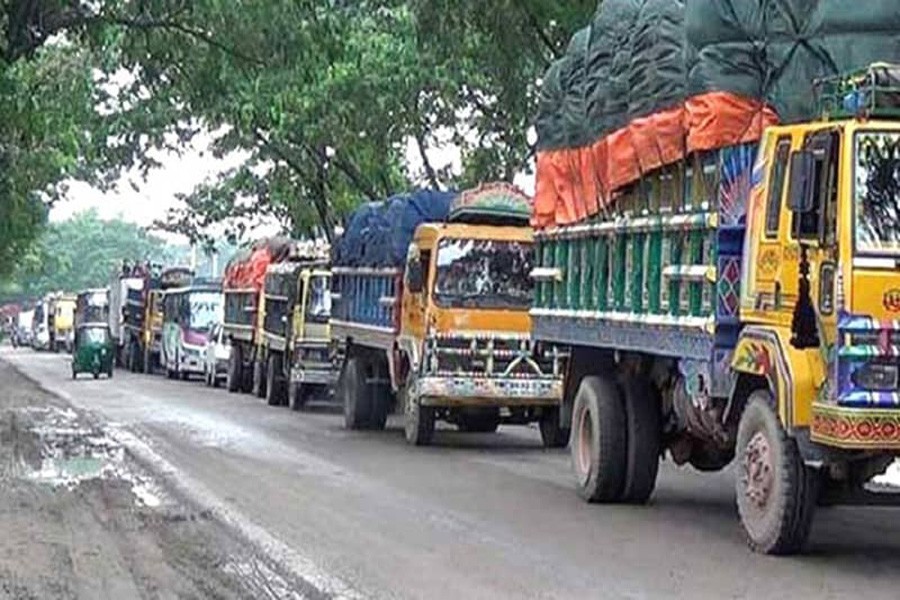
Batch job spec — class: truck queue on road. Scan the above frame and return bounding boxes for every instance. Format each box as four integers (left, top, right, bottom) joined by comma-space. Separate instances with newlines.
9, 45, 900, 558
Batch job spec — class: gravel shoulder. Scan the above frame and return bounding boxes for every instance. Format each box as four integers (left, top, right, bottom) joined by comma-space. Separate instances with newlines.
0, 359, 318, 600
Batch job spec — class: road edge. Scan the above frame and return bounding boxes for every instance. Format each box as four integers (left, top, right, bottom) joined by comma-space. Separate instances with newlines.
1, 355, 364, 600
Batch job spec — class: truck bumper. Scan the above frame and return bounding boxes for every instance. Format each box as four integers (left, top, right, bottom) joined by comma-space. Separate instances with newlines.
417, 376, 563, 408
811, 402, 900, 450
291, 366, 337, 387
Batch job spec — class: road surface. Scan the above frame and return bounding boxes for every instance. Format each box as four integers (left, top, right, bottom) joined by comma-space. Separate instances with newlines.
4, 347, 900, 599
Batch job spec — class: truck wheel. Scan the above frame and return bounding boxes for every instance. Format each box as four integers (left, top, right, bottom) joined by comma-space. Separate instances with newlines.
288, 383, 308, 411
620, 376, 661, 504
143, 349, 152, 375
342, 356, 372, 429
368, 384, 391, 431
570, 376, 627, 503
227, 346, 242, 393
539, 407, 569, 448
404, 382, 434, 446
252, 358, 267, 399
736, 390, 819, 555
266, 354, 287, 407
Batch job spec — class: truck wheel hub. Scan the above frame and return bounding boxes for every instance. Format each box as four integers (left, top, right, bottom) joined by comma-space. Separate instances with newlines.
743, 432, 774, 509
576, 408, 593, 476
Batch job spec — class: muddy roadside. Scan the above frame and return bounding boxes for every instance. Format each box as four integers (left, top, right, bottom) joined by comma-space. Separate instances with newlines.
0, 358, 323, 600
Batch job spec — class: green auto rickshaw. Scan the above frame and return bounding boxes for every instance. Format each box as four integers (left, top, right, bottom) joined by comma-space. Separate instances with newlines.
72, 323, 114, 380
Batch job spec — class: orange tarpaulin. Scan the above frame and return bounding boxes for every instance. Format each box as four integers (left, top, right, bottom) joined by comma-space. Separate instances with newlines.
532, 91, 778, 229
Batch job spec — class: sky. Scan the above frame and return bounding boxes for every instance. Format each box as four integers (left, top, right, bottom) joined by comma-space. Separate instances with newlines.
50, 132, 536, 243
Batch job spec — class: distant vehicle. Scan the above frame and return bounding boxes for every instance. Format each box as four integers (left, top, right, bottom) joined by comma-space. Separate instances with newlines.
203, 322, 231, 387
31, 301, 50, 351
14, 310, 34, 347
48, 293, 76, 353
161, 281, 224, 380
71, 323, 114, 380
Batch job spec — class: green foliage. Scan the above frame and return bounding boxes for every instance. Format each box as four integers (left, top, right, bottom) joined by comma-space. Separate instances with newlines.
0, 210, 176, 302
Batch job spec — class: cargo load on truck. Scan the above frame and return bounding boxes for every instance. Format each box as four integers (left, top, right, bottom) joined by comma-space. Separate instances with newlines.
530, 0, 900, 557
332, 185, 566, 447
533, 0, 900, 228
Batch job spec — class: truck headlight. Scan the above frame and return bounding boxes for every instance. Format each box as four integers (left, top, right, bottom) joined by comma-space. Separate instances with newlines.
852, 363, 899, 391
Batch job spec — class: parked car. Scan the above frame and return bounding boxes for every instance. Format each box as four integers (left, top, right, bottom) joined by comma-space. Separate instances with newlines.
203, 323, 231, 387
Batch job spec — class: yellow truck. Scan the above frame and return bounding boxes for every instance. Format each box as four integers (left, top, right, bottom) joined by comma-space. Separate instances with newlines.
254, 248, 335, 409
48, 293, 76, 353
532, 63, 900, 553
331, 185, 565, 446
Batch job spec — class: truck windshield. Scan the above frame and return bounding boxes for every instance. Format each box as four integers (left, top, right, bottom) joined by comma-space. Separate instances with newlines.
306, 275, 331, 322
434, 238, 533, 309
855, 131, 900, 255
189, 292, 223, 330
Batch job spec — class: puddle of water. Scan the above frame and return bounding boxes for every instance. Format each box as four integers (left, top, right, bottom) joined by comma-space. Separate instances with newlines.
20, 405, 169, 508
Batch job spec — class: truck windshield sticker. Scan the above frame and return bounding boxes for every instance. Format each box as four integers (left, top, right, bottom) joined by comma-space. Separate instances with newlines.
855, 132, 900, 255
434, 238, 533, 309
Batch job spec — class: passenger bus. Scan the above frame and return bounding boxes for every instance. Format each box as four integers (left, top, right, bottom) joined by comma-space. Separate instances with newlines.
161, 281, 223, 380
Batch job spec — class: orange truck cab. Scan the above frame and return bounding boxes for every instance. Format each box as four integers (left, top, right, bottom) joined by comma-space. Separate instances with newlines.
331, 184, 565, 446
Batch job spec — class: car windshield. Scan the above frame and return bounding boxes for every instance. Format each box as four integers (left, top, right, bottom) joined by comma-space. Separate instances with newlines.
433, 238, 533, 309
855, 131, 900, 255
189, 292, 223, 330
306, 275, 332, 321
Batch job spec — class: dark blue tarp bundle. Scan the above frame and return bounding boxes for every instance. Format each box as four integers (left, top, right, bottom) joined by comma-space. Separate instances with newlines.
334, 190, 455, 268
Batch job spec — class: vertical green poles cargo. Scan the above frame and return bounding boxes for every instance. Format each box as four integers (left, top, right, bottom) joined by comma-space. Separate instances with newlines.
688, 229, 704, 317
630, 232, 645, 313
552, 237, 568, 309
613, 232, 626, 311
596, 235, 608, 312
668, 231, 683, 316
647, 227, 662, 314
534, 238, 544, 308
582, 236, 595, 311
569, 237, 582, 310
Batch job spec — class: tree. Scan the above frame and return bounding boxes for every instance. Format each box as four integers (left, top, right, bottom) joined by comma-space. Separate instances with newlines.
0, 210, 177, 301
92, 1, 597, 243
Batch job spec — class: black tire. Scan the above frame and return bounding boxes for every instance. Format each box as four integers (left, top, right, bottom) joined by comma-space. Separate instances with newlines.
342, 356, 372, 429
211, 370, 220, 388
266, 354, 287, 407
369, 383, 391, 431
71, 369, 77, 380
93, 371, 99, 380
288, 383, 307, 411
252, 358, 267, 399
735, 390, 819, 555
570, 376, 627, 503
227, 346, 242, 393
404, 381, 434, 446
107, 365, 114, 379
539, 407, 570, 448
180, 370, 189, 381
620, 376, 661, 504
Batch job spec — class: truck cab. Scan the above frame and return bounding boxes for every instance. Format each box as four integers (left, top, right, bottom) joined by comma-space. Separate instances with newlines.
333, 184, 565, 447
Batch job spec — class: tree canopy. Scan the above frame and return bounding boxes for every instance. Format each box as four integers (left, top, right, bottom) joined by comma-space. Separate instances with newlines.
0, 0, 597, 270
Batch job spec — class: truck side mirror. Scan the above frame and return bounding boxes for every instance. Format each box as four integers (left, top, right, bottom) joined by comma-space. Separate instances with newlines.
788, 150, 815, 214
406, 262, 424, 294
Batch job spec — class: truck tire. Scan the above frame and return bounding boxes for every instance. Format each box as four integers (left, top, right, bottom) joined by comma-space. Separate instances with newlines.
404, 381, 434, 446
539, 407, 569, 448
252, 358, 267, 399
735, 390, 819, 555
620, 376, 661, 504
288, 383, 308, 411
266, 354, 287, 407
143, 348, 153, 375
570, 375, 627, 503
369, 383, 391, 431
227, 346, 242, 393
343, 356, 372, 429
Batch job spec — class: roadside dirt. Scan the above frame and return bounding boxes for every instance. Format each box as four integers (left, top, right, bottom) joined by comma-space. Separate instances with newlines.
0, 359, 321, 600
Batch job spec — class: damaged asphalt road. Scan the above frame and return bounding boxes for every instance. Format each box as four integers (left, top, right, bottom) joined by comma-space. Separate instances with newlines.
0, 359, 321, 600
5, 348, 900, 599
